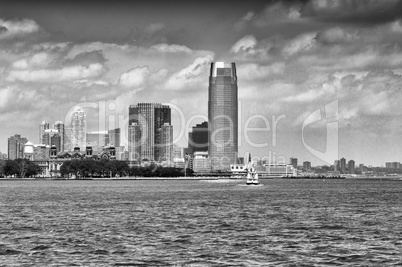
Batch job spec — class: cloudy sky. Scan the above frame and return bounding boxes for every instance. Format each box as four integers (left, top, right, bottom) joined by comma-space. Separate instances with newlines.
1, 0, 402, 166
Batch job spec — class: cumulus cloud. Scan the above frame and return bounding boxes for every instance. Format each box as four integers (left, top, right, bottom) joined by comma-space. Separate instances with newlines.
238, 63, 285, 80
165, 55, 213, 90
151, 43, 192, 53
283, 32, 317, 56
230, 35, 269, 58
118, 66, 150, 88
316, 27, 357, 44
6, 63, 104, 83
0, 18, 40, 39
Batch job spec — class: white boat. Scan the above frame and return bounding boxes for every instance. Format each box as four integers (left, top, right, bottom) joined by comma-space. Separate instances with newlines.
246, 159, 259, 185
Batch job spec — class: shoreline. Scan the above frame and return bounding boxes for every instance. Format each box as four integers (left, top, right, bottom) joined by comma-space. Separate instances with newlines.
1, 176, 401, 181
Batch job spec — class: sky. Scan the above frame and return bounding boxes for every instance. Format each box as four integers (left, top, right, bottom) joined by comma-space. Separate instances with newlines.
1, 0, 402, 166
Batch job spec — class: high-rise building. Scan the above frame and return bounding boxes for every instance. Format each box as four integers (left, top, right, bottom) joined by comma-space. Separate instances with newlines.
340, 157, 346, 174
303, 161, 311, 171
129, 103, 171, 161
42, 129, 59, 146
54, 121, 65, 152
39, 121, 50, 144
348, 160, 355, 174
208, 62, 238, 171
359, 164, 365, 173
290, 157, 298, 168
188, 121, 208, 155
334, 160, 340, 172
108, 128, 121, 147
51, 134, 61, 153
160, 123, 173, 163
128, 123, 141, 161
8, 134, 28, 160
70, 106, 86, 150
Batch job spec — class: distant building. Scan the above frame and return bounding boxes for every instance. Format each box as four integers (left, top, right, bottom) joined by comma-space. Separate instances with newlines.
173, 144, 184, 159
129, 103, 171, 161
262, 163, 297, 178
128, 123, 141, 161
208, 62, 238, 171
70, 106, 86, 150
359, 164, 365, 173
290, 157, 298, 168
50, 134, 61, 153
108, 128, 121, 148
160, 123, 173, 163
39, 121, 50, 144
303, 161, 311, 171
188, 121, 208, 155
54, 121, 65, 152
340, 157, 346, 174
334, 160, 340, 172
348, 160, 355, 174
192, 151, 211, 173
86, 131, 109, 152
385, 162, 400, 169
8, 134, 28, 160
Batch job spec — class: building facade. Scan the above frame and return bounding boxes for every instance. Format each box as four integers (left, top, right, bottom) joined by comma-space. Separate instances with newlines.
8, 134, 28, 160
340, 157, 346, 174
290, 157, 298, 168
39, 121, 50, 144
160, 123, 173, 163
348, 160, 355, 174
129, 103, 171, 161
54, 121, 65, 152
208, 62, 238, 171
188, 121, 208, 156
70, 106, 86, 150
108, 128, 121, 148
128, 123, 141, 161
303, 161, 311, 171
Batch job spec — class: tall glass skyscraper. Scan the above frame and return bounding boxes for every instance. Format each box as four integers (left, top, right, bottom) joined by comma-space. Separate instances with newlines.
39, 121, 49, 144
129, 103, 171, 161
208, 62, 238, 171
70, 106, 86, 150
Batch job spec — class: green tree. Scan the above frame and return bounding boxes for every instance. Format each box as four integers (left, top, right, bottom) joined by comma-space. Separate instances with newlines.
4, 160, 20, 177
0, 160, 5, 177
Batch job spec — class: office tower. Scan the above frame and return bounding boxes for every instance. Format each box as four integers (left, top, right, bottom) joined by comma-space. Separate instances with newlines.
54, 121, 65, 152
129, 103, 171, 161
340, 157, 346, 174
51, 134, 61, 153
208, 62, 238, 171
128, 123, 141, 161
188, 121, 208, 155
70, 106, 86, 150
42, 129, 59, 146
290, 157, 298, 168
160, 123, 173, 163
334, 160, 340, 171
39, 121, 50, 144
303, 161, 311, 171
8, 134, 28, 160
348, 160, 355, 174
359, 164, 364, 173
108, 128, 121, 147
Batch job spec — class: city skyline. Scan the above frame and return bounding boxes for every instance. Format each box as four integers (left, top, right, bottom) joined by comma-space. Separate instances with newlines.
1, 0, 402, 166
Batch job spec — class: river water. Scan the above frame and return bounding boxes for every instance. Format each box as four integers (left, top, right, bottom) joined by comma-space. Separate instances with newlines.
0, 179, 401, 266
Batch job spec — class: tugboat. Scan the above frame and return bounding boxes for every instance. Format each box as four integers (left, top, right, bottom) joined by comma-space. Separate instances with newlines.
245, 154, 259, 185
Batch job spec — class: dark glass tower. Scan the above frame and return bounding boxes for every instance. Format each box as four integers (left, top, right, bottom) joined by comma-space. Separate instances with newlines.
188, 121, 208, 155
129, 103, 171, 161
208, 62, 238, 171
